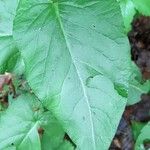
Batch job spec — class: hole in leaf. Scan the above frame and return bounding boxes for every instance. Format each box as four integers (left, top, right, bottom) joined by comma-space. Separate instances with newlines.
64, 133, 76, 148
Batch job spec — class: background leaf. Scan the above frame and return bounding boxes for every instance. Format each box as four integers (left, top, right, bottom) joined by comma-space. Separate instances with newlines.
0, 93, 43, 149
118, 0, 150, 32
135, 122, 150, 150
128, 63, 150, 105
0, 92, 71, 150
132, 0, 150, 16
117, 0, 136, 32
131, 121, 146, 141
0, 36, 23, 74
0, 0, 23, 74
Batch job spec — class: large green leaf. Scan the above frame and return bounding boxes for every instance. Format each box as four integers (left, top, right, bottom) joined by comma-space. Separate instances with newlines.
13, 0, 131, 149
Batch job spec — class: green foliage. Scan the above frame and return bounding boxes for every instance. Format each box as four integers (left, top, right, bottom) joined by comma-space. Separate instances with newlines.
13, 0, 131, 149
118, 0, 150, 32
135, 122, 150, 150
132, 0, 150, 16
0, 0, 23, 74
128, 63, 150, 105
0, 93, 43, 149
0, 0, 149, 149
117, 0, 136, 32
131, 121, 146, 141
0, 0, 18, 36
0, 93, 71, 150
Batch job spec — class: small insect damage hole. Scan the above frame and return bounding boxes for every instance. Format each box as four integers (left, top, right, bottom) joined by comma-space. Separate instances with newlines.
38, 127, 45, 138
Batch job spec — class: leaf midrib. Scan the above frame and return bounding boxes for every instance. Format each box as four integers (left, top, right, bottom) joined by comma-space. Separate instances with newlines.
129, 83, 148, 93
18, 122, 39, 148
53, 2, 96, 149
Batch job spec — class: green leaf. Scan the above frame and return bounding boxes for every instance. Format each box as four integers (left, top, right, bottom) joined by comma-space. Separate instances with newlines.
0, 36, 24, 75
128, 63, 150, 105
118, 0, 150, 33
117, 0, 136, 32
0, 0, 23, 74
135, 122, 150, 150
0, 36, 19, 73
57, 141, 74, 150
132, 0, 150, 16
0, 0, 19, 36
0, 93, 43, 149
0, 92, 69, 150
41, 117, 73, 150
3, 146, 16, 150
14, 0, 131, 149
18, 123, 41, 150
131, 121, 146, 141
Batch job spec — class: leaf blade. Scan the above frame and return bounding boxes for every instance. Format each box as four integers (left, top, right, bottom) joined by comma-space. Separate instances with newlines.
13, 0, 131, 149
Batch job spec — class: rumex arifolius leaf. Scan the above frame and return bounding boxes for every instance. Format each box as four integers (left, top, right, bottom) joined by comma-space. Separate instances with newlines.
13, 0, 131, 149
0, 93, 68, 150
0, 94, 42, 150
0, 0, 23, 74
0, 0, 19, 36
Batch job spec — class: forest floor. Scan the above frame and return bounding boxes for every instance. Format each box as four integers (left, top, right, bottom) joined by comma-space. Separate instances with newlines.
109, 16, 150, 150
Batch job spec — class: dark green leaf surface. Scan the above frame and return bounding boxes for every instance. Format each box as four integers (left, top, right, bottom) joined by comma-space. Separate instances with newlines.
0, 0, 22, 74
132, 0, 150, 16
0, 36, 20, 73
135, 122, 150, 150
41, 117, 73, 150
117, 0, 136, 32
131, 121, 146, 141
14, 0, 131, 149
